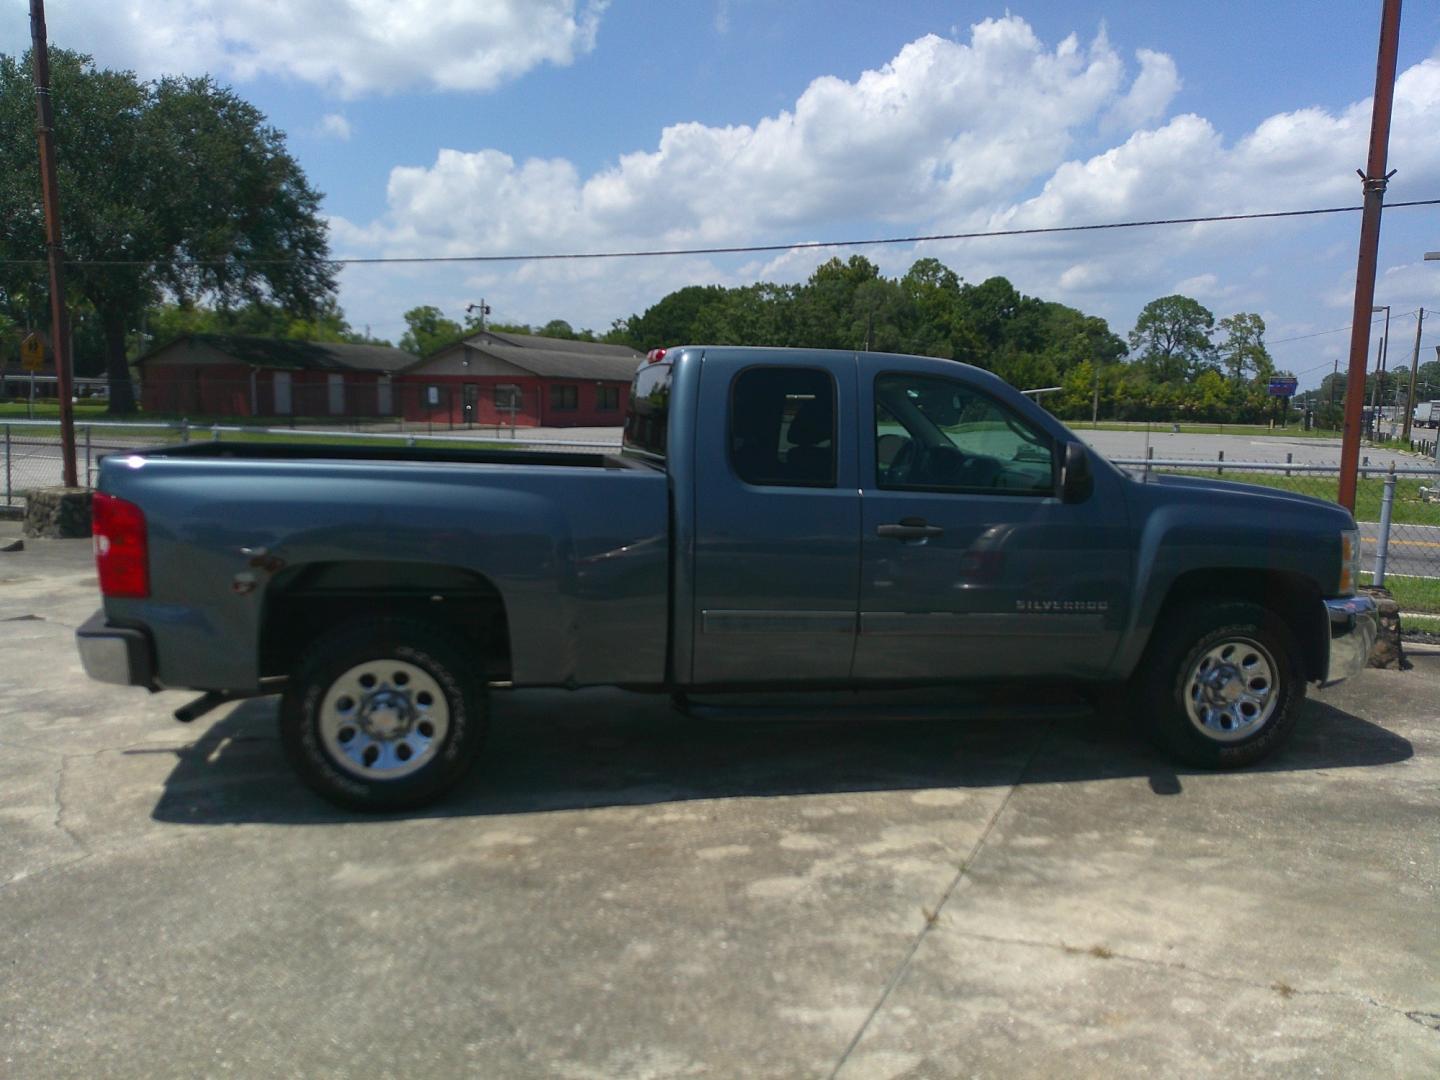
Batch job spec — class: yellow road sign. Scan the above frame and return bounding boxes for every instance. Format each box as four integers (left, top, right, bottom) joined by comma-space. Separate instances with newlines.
20, 332, 45, 371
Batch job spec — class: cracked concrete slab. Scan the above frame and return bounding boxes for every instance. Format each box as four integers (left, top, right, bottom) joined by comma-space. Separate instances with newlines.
1, 534, 1437, 1077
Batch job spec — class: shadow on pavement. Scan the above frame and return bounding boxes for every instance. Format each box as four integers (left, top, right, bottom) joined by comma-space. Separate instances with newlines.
144, 689, 1413, 826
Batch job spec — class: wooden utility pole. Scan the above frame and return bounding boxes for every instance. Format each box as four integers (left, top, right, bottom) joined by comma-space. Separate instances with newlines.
29, 0, 77, 488
1402, 308, 1425, 440
1338, 0, 1402, 511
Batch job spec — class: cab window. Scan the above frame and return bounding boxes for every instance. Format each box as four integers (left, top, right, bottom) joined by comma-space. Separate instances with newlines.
874, 374, 1054, 494
730, 367, 836, 488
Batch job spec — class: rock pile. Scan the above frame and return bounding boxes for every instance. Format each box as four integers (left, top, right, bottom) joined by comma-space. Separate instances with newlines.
1360, 585, 1409, 671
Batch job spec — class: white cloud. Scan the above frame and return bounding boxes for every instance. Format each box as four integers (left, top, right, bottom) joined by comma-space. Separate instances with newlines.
317, 113, 352, 141
6, 0, 607, 97
338, 16, 1150, 259
1102, 48, 1180, 131
323, 18, 1439, 375
1173, 273, 1239, 302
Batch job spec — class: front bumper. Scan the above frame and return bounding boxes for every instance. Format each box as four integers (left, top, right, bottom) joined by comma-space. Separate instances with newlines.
76, 609, 157, 689
1322, 594, 1378, 687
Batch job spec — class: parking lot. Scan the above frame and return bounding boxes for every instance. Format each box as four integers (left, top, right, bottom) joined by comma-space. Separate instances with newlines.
2, 530, 1437, 1078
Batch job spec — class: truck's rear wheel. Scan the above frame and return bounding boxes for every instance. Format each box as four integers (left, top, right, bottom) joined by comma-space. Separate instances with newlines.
280, 619, 485, 810
1134, 601, 1304, 768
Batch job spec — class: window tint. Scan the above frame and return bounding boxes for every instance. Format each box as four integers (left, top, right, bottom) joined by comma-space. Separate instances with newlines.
597, 385, 620, 411
874, 374, 1054, 495
494, 384, 521, 409
623, 361, 671, 461
731, 367, 836, 487
550, 384, 578, 410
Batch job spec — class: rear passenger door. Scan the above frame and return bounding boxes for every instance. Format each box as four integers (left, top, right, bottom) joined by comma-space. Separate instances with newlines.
690, 352, 860, 685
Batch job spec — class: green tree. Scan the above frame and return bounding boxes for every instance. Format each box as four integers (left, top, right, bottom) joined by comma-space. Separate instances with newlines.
144, 297, 380, 347
398, 305, 465, 355
1217, 312, 1273, 384
624, 284, 728, 350
1129, 295, 1216, 383
0, 50, 334, 412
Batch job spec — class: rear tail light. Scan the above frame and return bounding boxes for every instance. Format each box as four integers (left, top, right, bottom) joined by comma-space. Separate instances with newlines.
92, 492, 150, 598
646, 348, 667, 364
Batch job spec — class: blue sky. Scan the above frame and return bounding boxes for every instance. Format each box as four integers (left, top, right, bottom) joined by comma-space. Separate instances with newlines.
6, 2, 1440, 387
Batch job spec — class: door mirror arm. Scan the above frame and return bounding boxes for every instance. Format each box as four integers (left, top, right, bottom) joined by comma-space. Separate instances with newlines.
1060, 440, 1093, 503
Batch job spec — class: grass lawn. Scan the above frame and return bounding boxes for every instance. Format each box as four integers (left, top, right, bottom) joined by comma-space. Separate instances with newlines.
0, 401, 112, 420
1366, 573, 1440, 614
1073, 420, 1344, 439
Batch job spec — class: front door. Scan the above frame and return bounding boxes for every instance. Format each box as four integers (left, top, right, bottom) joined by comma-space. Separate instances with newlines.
462, 384, 478, 425
853, 357, 1131, 682
273, 371, 292, 415
327, 373, 344, 416
690, 352, 860, 685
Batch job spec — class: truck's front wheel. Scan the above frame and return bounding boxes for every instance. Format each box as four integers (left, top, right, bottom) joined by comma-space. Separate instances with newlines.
280, 619, 486, 810
1135, 601, 1304, 769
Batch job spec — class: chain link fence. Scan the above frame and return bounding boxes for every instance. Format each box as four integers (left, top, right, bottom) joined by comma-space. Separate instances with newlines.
1, 419, 621, 509
7, 424, 1440, 617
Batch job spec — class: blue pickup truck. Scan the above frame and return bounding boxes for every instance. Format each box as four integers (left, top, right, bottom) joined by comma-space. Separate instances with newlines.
77, 347, 1377, 809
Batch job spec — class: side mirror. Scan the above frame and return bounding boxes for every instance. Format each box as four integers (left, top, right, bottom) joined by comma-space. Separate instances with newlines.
1060, 440, 1093, 503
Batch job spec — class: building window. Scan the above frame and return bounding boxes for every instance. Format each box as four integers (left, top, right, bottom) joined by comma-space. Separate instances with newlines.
495, 384, 521, 410
597, 385, 620, 411
550, 384, 578, 411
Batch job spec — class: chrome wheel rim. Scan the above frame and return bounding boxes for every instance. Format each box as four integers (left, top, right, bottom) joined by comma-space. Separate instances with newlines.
1185, 637, 1278, 742
318, 659, 449, 780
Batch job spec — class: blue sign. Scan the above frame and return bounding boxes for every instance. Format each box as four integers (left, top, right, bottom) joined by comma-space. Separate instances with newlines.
1268, 377, 1298, 398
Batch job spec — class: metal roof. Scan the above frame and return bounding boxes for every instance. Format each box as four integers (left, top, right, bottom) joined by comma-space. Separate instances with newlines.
135, 335, 415, 373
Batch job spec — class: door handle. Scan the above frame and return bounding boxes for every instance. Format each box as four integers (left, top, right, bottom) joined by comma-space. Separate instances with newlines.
876, 517, 944, 540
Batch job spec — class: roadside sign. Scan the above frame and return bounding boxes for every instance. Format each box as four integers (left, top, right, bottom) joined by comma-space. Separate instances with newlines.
20, 332, 45, 371
1267, 377, 1298, 398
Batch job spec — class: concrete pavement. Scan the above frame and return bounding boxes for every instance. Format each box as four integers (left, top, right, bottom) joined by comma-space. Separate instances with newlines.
0, 534, 1437, 1077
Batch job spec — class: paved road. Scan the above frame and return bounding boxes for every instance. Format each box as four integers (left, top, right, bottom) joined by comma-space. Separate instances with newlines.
1364, 520, 1440, 581
2, 531, 1437, 1077
1076, 426, 1432, 468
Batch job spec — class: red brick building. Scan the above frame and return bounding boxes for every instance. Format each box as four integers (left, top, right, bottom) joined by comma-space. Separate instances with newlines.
136, 335, 415, 418
394, 330, 642, 428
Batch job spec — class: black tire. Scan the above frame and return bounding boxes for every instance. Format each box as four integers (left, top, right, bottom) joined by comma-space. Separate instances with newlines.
280, 618, 486, 811
1133, 601, 1305, 769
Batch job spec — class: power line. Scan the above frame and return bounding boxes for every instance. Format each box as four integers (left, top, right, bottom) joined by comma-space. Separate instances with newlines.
1269, 308, 1420, 348
2, 197, 1438, 270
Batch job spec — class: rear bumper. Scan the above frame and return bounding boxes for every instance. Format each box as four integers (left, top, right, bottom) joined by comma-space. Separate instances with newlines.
76, 609, 157, 689
1322, 595, 1378, 687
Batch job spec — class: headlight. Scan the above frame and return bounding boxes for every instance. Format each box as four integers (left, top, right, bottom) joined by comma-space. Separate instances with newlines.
1339, 529, 1361, 596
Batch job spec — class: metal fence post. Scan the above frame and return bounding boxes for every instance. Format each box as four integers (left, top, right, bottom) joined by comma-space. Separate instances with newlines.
1373, 463, 1397, 588
1285, 451, 1292, 477
84, 425, 92, 488
1145, 445, 1153, 480
1218, 449, 1224, 475
4, 424, 10, 505
181, 419, 190, 444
